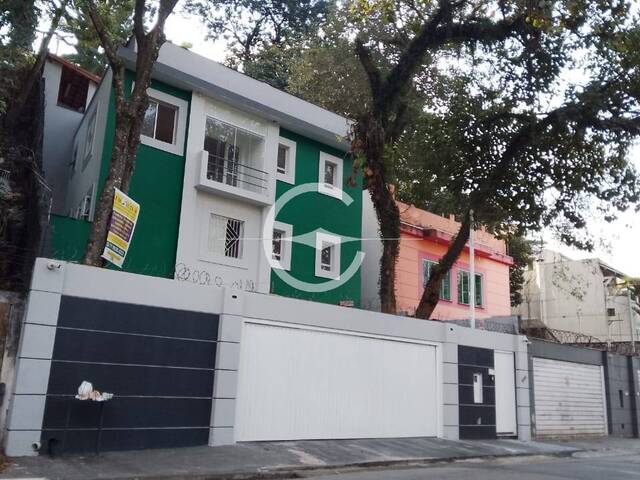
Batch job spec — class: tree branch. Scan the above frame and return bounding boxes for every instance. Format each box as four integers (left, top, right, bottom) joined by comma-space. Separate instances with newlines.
133, 0, 146, 42
354, 38, 383, 110
84, 0, 122, 71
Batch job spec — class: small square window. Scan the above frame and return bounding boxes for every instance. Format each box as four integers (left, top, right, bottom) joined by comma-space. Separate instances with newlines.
142, 99, 177, 144
321, 243, 333, 271
270, 221, 292, 270
272, 229, 284, 261
324, 161, 337, 186
318, 152, 343, 199
423, 260, 451, 301
315, 232, 341, 279
277, 145, 288, 174
276, 137, 296, 184
57, 64, 89, 112
138, 87, 187, 156
79, 184, 94, 221
208, 214, 244, 259
457, 270, 483, 307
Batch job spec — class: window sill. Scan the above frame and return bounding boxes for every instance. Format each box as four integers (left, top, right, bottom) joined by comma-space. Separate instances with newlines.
315, 269, 340, 280
56, 102, 86, 114
318, 183, 343, 200
457, 303, 485, 309
276, 172, 295, 185
198, 253, 249, 270
140, 134, 183, 156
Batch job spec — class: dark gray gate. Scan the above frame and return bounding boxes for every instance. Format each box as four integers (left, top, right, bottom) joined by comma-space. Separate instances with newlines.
40, 296, 218, 453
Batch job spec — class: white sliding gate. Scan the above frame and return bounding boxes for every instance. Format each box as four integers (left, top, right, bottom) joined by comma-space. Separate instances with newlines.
235, 322, 441, 441
533, 357, 607, 438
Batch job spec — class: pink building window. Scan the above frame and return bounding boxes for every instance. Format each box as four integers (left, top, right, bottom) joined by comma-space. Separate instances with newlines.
422, 260, 452, 301
456, 270, 483, 308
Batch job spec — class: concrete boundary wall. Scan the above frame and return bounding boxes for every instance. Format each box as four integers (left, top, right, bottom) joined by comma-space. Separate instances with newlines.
5, 259, 224, 456
5, 259, 531, 455
213, 280, 531, 444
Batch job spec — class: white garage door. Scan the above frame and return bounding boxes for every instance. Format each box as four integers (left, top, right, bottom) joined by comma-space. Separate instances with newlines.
533, 357, 607, 438
235, 322, 440, 441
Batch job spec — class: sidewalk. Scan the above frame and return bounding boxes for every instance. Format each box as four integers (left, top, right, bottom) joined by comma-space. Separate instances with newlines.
0, 437, 583, 480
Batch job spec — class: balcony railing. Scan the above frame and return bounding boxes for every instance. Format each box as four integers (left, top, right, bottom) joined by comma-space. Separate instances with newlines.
206, 152, 268, 195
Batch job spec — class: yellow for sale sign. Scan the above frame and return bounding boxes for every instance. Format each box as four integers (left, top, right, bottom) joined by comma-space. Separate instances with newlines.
101, 188, 140, 268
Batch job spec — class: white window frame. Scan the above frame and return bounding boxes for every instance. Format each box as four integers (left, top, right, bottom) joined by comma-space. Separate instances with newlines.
270, 221, 293, 271
83, 108, 97, 169
70, 141, 79, 174
315, 232, 341, 279
78, 183, 95, 221
276, 137, 296, 184
139, 87, 188, 156
318, 152, 343, 199
457, 269, 483, 307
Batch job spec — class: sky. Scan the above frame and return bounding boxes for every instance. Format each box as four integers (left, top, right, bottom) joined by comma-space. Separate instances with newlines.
50, 11, 640, 278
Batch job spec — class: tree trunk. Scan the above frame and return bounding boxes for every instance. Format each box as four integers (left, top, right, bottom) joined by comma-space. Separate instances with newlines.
415, 211, 472, 319
82, 101, 136, 266
357, 115, 400, 314
374, 185, 400, 314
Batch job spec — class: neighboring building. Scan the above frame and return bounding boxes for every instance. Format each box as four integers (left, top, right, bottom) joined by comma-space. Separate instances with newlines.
514, 249, 640, 344
49, 42, 361, 306
42, 54, 100, 213
361, 195, 513, 319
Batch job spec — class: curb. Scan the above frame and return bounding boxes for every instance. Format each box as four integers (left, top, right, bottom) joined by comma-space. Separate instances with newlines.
112, 448, 584, 480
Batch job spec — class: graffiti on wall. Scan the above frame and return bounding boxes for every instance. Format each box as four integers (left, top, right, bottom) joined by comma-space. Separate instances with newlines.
174, 263, 256, 292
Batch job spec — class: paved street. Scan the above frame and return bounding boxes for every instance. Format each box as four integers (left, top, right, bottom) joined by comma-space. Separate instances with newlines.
301, 451, 640, 480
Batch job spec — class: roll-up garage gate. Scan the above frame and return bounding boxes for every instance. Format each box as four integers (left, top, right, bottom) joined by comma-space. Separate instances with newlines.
533, 357, 607, 438
235, 322, 440, 441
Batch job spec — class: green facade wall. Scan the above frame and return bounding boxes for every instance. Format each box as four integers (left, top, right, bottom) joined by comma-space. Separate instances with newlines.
271, 128, 362, 306
51, 73, 190, 278
50, 214, 91, 262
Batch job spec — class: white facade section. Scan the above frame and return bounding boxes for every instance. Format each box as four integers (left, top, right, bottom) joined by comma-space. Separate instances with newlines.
138, 42, 351, 152
63, 70, 112, 220
42, 59, 97, 213
235, 321, 440, 441
532, 357, 607, 438
360, 190, 383, 311
495, 351, 517, 436
175, 92, 277, 293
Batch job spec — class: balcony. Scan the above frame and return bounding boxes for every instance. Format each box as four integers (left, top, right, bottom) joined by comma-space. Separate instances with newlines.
196, 150, 271, 205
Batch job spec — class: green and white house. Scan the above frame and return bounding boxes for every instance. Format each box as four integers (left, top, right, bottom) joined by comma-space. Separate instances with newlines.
51, 42, 362, 307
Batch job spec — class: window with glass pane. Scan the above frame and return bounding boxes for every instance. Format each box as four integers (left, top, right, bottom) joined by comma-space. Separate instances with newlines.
272, 229, 284, 261
208, 214, 244, 259
204, 117, 265, 190
141, 99, 177, 144
457, 270, 470, 304
324, 161, 337, 186
423, 260, 451, 300
277, 144, 288, 174
321, 243, 333, 271
475, 274, 483, 307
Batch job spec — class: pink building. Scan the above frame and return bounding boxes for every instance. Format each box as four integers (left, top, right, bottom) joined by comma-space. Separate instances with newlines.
361, 195, 513, 319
